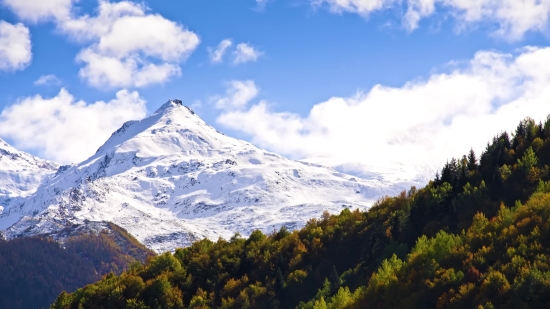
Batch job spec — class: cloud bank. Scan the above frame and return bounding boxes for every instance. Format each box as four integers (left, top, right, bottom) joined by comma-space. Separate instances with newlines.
216, 46, 550, 179
0, 89, 146, 164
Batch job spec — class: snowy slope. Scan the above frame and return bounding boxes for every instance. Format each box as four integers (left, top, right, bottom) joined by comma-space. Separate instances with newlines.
0, 100, 415, 253
0, 138, 58, 223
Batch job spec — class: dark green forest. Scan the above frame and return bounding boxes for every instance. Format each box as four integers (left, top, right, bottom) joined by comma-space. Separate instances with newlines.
51, 116, 550, 309
0, 223, 154, 309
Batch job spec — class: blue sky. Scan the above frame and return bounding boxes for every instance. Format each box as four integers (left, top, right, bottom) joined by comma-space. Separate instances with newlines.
1, 0, 550, 179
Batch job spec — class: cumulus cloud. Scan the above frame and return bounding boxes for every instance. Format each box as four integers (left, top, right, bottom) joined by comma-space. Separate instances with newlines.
208, 39, 233, 63
34, 74, 62, 86
214, 80, 259, 110
58, 1, 200, 88
2, 0, 74, 23
8, 0, 199, 88
313, 0, 550, 39
0, 21, 31, 71
216, 47, 550, 179
75, 48, 182, 88
0, 88, 146, 164
233, 43, 262, 64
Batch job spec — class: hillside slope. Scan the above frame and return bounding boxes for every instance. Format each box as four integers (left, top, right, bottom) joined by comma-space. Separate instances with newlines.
0, 222, 154, 309
50, 116, 550, 309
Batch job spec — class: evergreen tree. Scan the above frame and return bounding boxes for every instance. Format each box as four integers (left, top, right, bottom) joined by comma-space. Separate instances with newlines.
517, 146, 538, 174
329, 265, 342, 295
440, 161, 452, 185
544, 116, 550, 138
467, 148, 478, 171
458, 156, 469, 192
313, 297, 327, 309
275, 267, 285, 293
514, 121, 526, 146
440, 158, 459, 186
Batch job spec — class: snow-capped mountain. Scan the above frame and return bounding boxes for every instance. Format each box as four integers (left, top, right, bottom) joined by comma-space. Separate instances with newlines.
0, 100, 416, 253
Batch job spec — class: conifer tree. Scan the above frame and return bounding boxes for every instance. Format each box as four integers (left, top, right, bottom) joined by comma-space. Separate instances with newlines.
467, 148, 478, 171
275, 267, 285, 293
329, 265, 342, 295
518, 146, 538, 174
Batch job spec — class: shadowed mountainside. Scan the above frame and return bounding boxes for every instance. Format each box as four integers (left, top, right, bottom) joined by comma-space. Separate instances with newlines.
0, 223, 154, 309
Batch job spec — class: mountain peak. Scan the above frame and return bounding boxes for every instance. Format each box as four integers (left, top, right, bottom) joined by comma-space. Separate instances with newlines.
171, 99, 183, 106
155, 99, 195, 115
94, 99, 222, 159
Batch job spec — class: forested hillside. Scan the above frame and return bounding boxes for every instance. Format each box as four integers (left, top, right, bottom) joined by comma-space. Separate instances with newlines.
51, 116, 550, 309
0, 223, 154, 309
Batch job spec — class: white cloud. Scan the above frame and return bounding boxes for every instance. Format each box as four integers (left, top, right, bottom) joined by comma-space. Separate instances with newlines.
233, 43, 262, 64
0, 21, 31, 71
313, 0, 550, 39
216, 47, 550, 179
404, 0, 436, 30
2, 0, 74, 23
214, 80, 259, 110
34, 74, 62, 86
3, 1, 200, 87
407, 0, 550, 38
59, 0, 200, 88
208, 40, 262, 65
208, 39, 233, 63
76, 48, 182, 88
0, 88, 146, 164
255, 0, 270, 10
312, 0, 396, 16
